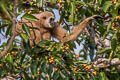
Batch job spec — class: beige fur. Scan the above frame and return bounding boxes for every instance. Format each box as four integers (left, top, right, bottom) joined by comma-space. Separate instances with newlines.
16, 11, 101, 46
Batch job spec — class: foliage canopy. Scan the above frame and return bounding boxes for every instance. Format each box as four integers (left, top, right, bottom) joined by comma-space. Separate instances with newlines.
0, 0, 120, 80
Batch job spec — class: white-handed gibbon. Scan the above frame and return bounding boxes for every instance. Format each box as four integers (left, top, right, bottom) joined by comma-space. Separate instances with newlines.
16, 11, 101, 46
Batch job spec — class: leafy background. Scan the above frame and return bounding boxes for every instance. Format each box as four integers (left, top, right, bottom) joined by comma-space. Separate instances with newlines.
0, 0, 120, 80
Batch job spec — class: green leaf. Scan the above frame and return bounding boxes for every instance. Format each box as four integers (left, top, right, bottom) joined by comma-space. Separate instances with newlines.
36, 0, 43, 8
29, 26, 40, 30
20, 51, 26, 63
22, 72, 32, 80
41, 60, 47, 73
5, 24, 12, 37
68, 41, 76, 49
59, 11, 65, 24
100, 72, 109, 80
0, 3, 10, 17
102, 31, 109, 40
115, 3, 120, 10
48, 65, 54, 76
90, 73, 96, 80
111, 31, 117, 51
22, 24, 30, 37
97, 48, 112, 54
51, 0, 56, 4
76, 1, 85, 5
22, 14, 38, 22
102, 21, 112, 40
7, 55, 13, 64
20, 33, 29, 43
98, 0, 103, 5
56, 43, 63, 51
0, 24, 7, 32
107, 21, 112, 32
59, 71, 66, 78
53, 73, 60, 80
103, 1, 112, 12
111, 38, 117, 51
69, 14, 74, 25
69, 2, 75, 25
37, 40, 54, 48
110, 7, 117, 17
31, 61, 37, 77
2, 18, 12, 24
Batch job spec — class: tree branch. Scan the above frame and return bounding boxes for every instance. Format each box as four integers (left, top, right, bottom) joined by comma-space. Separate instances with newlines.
0, 0, 18, 59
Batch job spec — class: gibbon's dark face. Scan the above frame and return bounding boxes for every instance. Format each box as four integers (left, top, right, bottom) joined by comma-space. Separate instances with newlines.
39, 11, 55, 28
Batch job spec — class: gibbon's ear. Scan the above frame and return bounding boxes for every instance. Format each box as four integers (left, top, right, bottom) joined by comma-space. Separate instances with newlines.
52, 15, 102, 43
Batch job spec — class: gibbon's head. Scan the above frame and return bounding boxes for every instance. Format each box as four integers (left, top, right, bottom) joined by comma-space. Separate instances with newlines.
39, 11, 55, 28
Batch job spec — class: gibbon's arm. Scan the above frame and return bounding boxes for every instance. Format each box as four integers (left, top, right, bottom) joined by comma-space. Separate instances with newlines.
52, 23, 68, 40
52, 15, 102, 43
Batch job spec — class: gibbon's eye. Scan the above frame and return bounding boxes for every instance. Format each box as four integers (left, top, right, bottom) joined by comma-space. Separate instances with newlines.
43, 16, 47, 19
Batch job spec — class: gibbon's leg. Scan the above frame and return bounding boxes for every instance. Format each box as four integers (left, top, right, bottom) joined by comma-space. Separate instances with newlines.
52, 15, 102, 43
